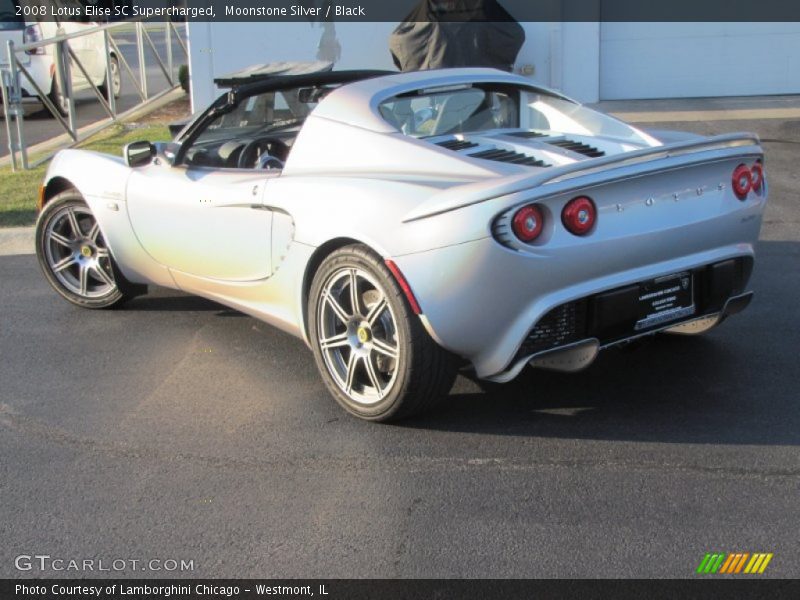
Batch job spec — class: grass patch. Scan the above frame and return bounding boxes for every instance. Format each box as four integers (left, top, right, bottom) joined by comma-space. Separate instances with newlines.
0, 123, 170, 228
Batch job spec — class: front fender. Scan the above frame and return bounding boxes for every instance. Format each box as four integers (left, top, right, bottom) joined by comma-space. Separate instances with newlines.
43, 150, 173, 287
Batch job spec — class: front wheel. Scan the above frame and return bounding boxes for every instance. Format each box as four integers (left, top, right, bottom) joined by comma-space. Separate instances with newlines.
308, 245, 457, 422
35, 191, 134, 309
47, 75, 69, 117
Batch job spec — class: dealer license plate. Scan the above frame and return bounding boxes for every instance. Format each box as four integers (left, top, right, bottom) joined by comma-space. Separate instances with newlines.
634, 272, 695, 331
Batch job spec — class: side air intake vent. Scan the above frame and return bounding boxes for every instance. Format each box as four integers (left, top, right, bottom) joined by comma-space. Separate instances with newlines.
468, 148, 551, 168
547, 139, 605, 158
436, 139, 480, 151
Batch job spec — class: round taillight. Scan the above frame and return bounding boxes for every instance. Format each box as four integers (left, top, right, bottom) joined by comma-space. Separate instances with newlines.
732, 164, 752, 200
751, 162, 764, 192
562, 196, 596, 236
512, 205, 544, 242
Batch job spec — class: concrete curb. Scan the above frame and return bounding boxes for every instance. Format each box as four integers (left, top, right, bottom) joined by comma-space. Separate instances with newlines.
0, 226, 35, 256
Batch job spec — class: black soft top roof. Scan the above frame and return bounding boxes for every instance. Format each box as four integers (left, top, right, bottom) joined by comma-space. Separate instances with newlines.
229, 69, 394, 103
213, 61, 335, 88
214, 61, 393, 96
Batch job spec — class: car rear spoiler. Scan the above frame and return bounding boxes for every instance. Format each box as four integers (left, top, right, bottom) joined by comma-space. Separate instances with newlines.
402, 133, 763, 222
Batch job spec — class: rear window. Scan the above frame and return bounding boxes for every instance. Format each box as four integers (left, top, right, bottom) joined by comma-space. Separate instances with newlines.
379, 84, 519, 138
0, 0, 24, 29
379, 82, 659, 146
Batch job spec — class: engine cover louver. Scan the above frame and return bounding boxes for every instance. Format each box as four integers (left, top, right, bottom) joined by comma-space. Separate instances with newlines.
509, 131, 546, 139
547, 139, 605, 158
436, 139, 480, 151
468, 148, 551, 168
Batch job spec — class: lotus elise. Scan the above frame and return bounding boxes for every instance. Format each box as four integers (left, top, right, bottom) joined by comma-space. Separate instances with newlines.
35, 68, 767, 421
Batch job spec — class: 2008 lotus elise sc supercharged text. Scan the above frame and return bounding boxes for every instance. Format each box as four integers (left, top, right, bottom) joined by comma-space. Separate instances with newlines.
35, 68, 767, 421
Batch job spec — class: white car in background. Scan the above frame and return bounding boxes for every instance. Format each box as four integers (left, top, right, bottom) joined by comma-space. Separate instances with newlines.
0, 0, 121, 116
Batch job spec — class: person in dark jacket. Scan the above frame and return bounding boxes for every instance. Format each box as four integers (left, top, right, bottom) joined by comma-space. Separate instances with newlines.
389, 0, 525, 72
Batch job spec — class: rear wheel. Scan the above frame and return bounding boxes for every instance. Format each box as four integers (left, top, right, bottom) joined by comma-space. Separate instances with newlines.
308, 245, 457, 422
35, 191, 135, 309
98, 55, 122, 100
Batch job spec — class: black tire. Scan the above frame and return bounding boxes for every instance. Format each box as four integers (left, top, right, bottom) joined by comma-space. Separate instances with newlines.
46, 75, 69, 117
98, 55, 122, 100
35, 190, 141, 309
308, 244, 457, 422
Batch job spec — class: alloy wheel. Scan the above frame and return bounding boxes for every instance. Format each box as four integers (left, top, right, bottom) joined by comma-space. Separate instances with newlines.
317, 267, 400, 404
43, 205, 117, 299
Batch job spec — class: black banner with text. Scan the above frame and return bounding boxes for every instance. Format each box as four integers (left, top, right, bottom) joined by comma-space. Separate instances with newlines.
3, 579, 800, 600
8, 0, 800, 23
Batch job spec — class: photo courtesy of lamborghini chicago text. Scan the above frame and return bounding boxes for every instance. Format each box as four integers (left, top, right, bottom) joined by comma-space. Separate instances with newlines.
1, 0, 799, 598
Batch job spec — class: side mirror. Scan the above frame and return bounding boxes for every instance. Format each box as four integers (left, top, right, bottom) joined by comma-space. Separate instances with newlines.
124, 141, 156, 168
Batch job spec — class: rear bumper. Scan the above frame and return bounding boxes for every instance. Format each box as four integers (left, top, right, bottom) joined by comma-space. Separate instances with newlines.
397, 233, 761, 379
6, 58, 53, 99
492, 266, 752, 382
513, 257, 751, 358
489, 291, 752, 382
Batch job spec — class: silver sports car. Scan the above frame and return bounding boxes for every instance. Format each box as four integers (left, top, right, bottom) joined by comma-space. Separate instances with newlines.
35, 68, 767, 421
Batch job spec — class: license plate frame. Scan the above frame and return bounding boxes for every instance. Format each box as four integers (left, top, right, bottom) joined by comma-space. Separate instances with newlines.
634, 271, 695, 331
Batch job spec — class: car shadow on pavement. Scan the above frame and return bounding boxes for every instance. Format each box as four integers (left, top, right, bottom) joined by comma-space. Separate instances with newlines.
124, 293, 244, 317
406, 336, 799, 447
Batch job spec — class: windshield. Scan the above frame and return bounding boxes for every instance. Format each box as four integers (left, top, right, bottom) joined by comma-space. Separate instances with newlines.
184, 85, 328, 169
379, 83, 655, 146
195, 88, 314, 144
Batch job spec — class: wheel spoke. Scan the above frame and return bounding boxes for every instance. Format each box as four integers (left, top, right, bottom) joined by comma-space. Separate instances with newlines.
365, 295, 388, 326
95, 247, 110, 259
91, 264, 115, 287
364, 354, 384, 394
320, 332, 349, 351
78, 265, 89, 296
349, 269, 361, 317
88, 221, 101, 242
344, 351, 359, 394
52, 255, 77, 273
50, 231, 73, 248
323, 290, 350, 324
372, 337, 399, 360
66, 208, 83, 239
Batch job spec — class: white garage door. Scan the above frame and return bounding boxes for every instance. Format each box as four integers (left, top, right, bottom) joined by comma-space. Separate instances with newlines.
600, 23, 800, 100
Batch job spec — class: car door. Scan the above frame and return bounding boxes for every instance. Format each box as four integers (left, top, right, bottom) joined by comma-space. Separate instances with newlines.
126, 165, 274, 282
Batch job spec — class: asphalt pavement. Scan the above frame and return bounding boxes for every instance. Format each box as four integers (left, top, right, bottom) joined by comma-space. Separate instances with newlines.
0, 116, 798, 578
